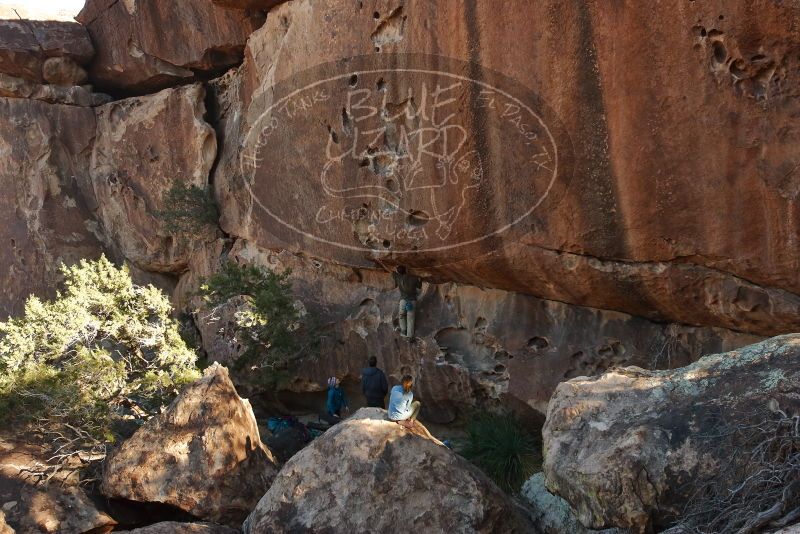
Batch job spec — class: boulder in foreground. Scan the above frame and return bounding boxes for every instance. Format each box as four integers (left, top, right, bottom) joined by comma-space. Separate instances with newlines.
543, 334, 800, 532
243, 407, 532, 533
115, 522, 238, 534
102, 364, 277, 526
0, 511, 12, 534
521, 473, 621, 534
12, 486, 116, 534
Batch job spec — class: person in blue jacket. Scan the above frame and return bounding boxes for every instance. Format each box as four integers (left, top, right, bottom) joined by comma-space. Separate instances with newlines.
326, 376, 349, 420
387, 374, 420, 428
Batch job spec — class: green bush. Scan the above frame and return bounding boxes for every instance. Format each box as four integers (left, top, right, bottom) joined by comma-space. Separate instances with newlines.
154, 180, 219, 235
0, 256, 199, 448
461, 412, 542, 493
198, 261, 317, 389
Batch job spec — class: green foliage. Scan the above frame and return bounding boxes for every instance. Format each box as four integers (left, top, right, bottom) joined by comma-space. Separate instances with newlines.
461, 412, 542, 493
0, 256, 199, 444
154, 180, 219, 235
199, 262, 315, 388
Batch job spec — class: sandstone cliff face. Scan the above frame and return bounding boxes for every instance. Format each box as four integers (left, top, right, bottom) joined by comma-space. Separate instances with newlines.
85, 83, 218, 272
0, 0, 798, 462
192, 240, 759, 419
0, 73, 111, 107
0, 98, 103, 319
0, 20, 93, 84
209, 0, 800, 337
77, 0, 266, 94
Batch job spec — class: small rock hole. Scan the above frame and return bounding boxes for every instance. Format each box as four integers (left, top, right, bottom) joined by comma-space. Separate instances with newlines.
327, 126, 339, 144
527, 337, 549, 350
349, 74, 358, 87
712, 41, 727, 63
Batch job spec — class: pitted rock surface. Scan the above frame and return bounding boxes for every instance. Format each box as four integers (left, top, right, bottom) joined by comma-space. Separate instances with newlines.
85, 83, 218, 272
190, 241, 760, 419
210, 0, 800, 337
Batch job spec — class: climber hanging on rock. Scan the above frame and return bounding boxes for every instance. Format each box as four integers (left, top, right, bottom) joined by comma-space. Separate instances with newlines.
392, 265, 422, 339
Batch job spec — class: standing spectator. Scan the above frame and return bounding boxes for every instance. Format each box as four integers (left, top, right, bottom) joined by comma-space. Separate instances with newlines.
361, 356, 389, 408
325, 376, 349, 421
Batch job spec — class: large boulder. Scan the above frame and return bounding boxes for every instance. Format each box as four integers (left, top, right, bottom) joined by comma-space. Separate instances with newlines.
243, 407, 532, 533
115, 522, 238, 534
0, 436, 116, 534
542, 334, 800, 532
0, 512, 10, 534
0, 20, 93, 83
101, 364, 278, 526
77, 0, 266, 93
85, 83, 218, 272
209, 0, 800, 338
0, 97, 105, 319
12, 486, 116, 534
520, 473, 621, 534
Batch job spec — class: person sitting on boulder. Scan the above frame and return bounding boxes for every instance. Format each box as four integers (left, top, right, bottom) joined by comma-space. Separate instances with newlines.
361, 356, 389, 408
387, 374, 421, 428
392, 266, 422, 339
326, 376, 349, 421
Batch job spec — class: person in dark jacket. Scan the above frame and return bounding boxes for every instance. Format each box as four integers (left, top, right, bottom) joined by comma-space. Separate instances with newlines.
325, 376, 349, 420
361, 356, 388, 408
392, 265, 422, 338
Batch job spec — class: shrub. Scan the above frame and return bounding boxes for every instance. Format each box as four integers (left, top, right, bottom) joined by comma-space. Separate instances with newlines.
665, 402, 800, 533
0, 256, 199, 480
154, 180, 219, 235
198, 261, 317, 389
461, 412, 542, 493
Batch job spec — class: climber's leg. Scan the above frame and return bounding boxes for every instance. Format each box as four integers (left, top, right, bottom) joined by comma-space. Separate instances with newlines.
398, 298, 408, 336
406, 301, 416, 338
